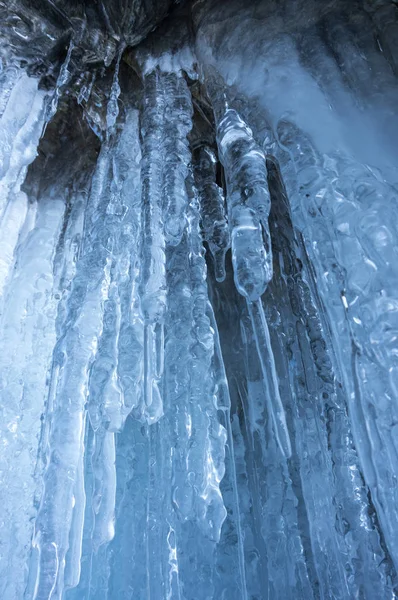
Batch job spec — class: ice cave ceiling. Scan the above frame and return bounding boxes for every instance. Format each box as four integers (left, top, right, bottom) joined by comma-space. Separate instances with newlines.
1, 0, 398, 598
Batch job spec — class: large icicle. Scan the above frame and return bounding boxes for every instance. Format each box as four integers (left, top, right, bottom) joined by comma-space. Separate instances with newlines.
214, 105, 291, 458
139, 68, 167, 424
186, 182, 227, 541
115, 145, 144, 423
0, 74, 47, 223
87, 109, 143, 433
139, 65, 193, 423
0, 193, 65, 600
86, 108, 143, 574
165, 177, 227, 543
216, 108, 272, 301
162, 72, 193, 246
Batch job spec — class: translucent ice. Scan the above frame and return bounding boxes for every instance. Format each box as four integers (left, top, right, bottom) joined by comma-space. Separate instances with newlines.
0, 1, 398, 598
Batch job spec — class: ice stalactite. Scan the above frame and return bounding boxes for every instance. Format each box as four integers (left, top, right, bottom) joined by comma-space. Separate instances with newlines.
261, 159, 393, 598
163, 72, 192, 246
0, 61, 20, 118
216, 108, 272, 300
0, 62, 74, 600
213, 104, 291, 458
193, 145, 230, 282
139, 68, 168, 423
44, 39, 74, 128
179, 178, 227, 542
206, 300, 248, 598
102, 119, 228, 599
158, 174, 227, 598
139, 65, 193, 423
0, 74, 47, 227
0, 193, 65, 600
31, 144, 113, 599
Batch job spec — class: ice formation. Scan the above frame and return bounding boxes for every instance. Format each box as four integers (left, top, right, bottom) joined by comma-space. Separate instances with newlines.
0, 0, 398, 598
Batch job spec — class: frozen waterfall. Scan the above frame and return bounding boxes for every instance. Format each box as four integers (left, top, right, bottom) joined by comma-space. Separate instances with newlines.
0, 0, 398, 598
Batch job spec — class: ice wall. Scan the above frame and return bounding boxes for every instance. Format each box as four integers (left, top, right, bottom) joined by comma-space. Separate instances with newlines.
0, 0, 398, 598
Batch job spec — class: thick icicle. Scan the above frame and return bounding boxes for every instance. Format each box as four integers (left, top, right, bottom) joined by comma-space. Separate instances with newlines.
0, 74, 47, 222
138, 65, 193, 423
216, 107, 272, 300
139, 68, 167, 424
186, 188, 227, 541
213, 105, 291, 458
84, 107, 143, 583
0, 193, 65, 600
166, 176, 227, 542
193, 145, 230, 282
162, 71, 193, 246
206, 300, 248, 597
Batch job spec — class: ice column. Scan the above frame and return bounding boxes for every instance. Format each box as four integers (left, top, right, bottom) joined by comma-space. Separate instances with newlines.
139, 66, 192, 423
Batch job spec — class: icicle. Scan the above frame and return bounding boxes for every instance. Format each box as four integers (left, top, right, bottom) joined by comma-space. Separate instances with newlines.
139, 68, 167, 424
138, 66, 194, 422
212, 105, 291, 457
69, 109, 144, 589
44, 39, 74, 127
193, 145, 230, 282
206, 300, 248, 597
93, 109, 144, 426
162, 71, 193, 246
91, 429, 116, 551
0, 62, 20, 119
0, 194, 65, 599
106, 44, 125, 135
169, 176, 227, 542
247, 300, 292, 458
64, 415, 87, 591
0, 75, 47, 222
275, 117, 398, 571
216, 108, 272, 300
